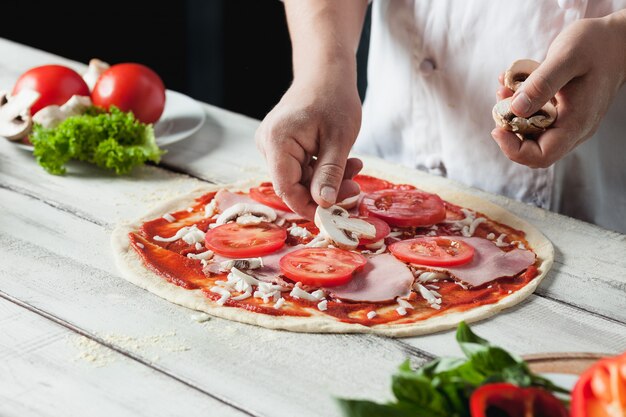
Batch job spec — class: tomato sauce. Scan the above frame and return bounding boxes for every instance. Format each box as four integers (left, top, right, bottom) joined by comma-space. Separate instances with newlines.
128, 181, 541, 327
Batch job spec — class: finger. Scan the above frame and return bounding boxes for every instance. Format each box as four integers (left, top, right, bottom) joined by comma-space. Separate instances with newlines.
266, 144, 316, 219
491, 127, 572, 169
343, 157, 363, 180
310, 138, 352, 207
510, 53, 582, 118
336, 179, 361, 202
497, 86, 514, 101
300, 162, 314, 185
498, 72, 505, 86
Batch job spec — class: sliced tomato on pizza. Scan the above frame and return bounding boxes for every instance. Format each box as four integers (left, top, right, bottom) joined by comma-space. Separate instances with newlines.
249, 182, 292, 212
360, 189, 446, 227
389, 237, 475, 267
358, 216, 391, 246
279, 247, 367, 287
205, 222, 287, 258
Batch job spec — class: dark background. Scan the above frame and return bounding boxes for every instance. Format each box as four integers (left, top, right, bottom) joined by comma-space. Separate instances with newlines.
1, 0, 370, 121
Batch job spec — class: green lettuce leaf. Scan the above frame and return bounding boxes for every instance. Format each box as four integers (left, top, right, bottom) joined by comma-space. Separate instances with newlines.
31, 106, 164, 175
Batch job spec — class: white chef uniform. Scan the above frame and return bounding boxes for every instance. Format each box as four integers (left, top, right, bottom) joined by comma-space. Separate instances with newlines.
355, 0, 626, 233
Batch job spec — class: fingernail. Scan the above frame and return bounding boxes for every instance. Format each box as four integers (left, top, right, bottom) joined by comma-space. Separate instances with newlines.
320, 186, 337, 204
511, 91, 531, 115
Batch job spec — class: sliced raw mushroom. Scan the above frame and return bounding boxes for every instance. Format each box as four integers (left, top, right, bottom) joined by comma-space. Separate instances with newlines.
314, 205, 376, 249
503, 59, 540, 92
0, 89, 40, 141
493, 59, 558, 139
215, 203, 277, 225
336, 193, 360, 210
218, 257, 264, 272
83, 58, 110, 91
492, 97, 557, 137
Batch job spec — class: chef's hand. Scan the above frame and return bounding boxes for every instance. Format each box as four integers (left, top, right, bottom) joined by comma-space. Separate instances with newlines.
492, 11, 626, 169
255, 70, 363, 220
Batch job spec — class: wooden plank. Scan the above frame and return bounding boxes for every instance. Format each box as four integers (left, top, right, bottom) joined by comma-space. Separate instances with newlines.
0, 298, 248, 417
0, 187, 428, 417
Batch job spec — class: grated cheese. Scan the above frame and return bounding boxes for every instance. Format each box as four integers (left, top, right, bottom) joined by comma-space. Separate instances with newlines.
273, 297, 285, 309
153, 225, 205, 245
418, 271, 448, 282
195, 242, 203, 250
186, 207, 194, 213
231, 289, 252, 301
288, 224, 313, 239
367, 311, 377, 319
415, 283, 439, 305
396, 307, 408, 316
136, 242, 144, 249
204, 200, 217, 218
187, 250, 214, 260
210, 287, 231, 305
162, 213, 176, 223
310, 289, 326, 300
317, 300, 328, 311
396, 298, 414, 310
289, 285, 321, 302
495, 233, 509, 247
487, 233, 496, 240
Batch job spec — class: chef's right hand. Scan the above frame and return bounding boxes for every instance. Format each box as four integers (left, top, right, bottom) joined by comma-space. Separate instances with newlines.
255, 70, 363, 220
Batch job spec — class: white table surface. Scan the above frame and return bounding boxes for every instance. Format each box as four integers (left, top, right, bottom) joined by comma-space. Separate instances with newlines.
0, 38, 625, 417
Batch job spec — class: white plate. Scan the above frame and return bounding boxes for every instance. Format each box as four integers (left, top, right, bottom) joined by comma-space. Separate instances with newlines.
542, 372, 578, 391
8, 90, 205, 151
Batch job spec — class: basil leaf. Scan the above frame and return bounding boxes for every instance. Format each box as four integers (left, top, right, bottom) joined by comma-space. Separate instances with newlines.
391, 371, 449, 415
337, 399, 438, 417
455, 321, 489, 346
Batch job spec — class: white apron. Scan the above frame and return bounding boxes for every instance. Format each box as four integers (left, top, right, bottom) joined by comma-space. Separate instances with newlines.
355, 0, 626, 233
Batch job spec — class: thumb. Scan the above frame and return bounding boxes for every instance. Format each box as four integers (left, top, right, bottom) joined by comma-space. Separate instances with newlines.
510, 54, 576, 118
310, 141, 351, 207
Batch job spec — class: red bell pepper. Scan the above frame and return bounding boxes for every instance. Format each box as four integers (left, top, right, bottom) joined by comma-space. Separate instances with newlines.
571, 352, 626, 417
470, 383, 568, 417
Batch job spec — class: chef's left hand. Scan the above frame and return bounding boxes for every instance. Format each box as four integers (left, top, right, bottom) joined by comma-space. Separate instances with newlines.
492, 11, 626, 169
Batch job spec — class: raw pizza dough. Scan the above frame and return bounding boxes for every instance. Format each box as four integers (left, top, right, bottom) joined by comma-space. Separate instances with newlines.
111, 156, 554, 337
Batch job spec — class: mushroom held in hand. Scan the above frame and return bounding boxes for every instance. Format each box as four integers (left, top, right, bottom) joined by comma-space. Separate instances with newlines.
492, 59, 557, 139
0, 89, 40, 141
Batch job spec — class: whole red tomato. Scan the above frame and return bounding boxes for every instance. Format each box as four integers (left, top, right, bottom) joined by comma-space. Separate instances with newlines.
12, 65, 90, 115
92, 63, 166, 124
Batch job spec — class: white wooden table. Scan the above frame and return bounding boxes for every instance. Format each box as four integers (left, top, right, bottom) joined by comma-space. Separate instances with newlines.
1, 38, 625, 417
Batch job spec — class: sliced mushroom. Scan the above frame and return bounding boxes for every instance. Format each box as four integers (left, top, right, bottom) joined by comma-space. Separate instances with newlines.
314, 205, 376, 249
492, 97, 557, 137
218, 257, 264, 272
0, 89, 40, 141
336, 193, 360, 210
215, 203, 277, 225
493, 59, 557, 139
503, 59, 540, 92
82, 58, 110, 91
